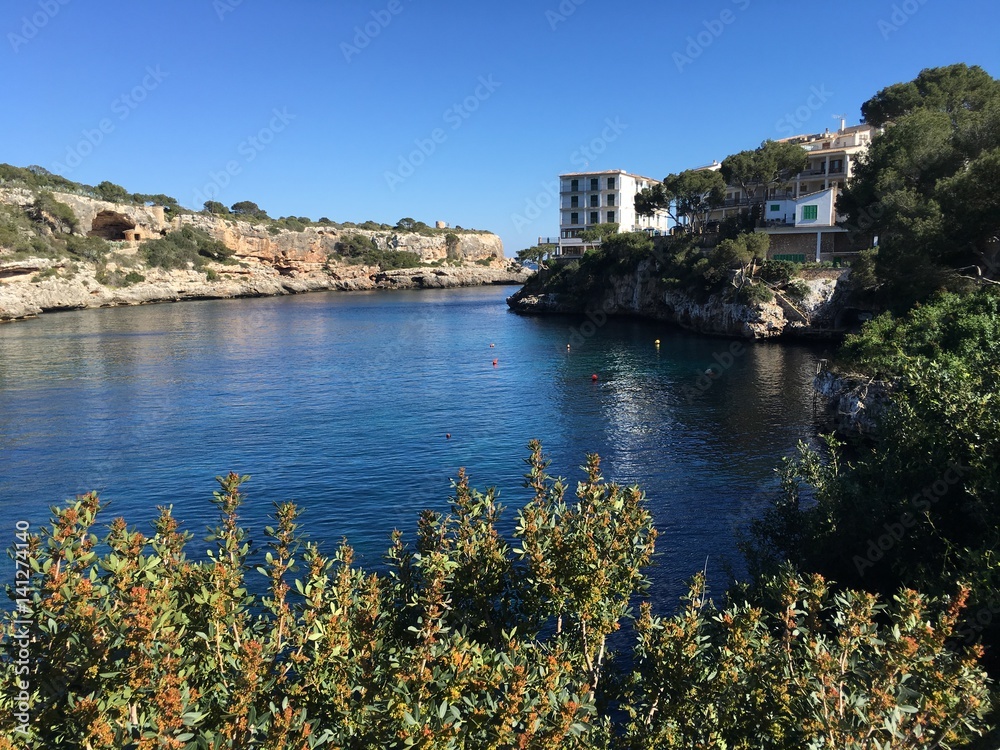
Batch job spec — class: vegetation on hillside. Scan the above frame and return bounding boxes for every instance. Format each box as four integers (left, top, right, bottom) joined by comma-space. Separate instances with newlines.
0, 167, 493, 278
746, 289, 1000, 644
1, 443, 990, 748
839, 63, 1000, 310
519, 230, 783, 308
141, 226, 236, 271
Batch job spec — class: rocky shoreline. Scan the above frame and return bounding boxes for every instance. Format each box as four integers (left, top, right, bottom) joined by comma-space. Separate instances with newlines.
0, 185, 531, 323
0, 258, 532, 323
506, 259, 855, 340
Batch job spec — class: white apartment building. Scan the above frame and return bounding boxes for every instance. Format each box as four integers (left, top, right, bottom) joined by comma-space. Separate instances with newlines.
540, 170, 671, 258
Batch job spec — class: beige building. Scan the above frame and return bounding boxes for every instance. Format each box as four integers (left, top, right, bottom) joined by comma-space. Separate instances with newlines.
707, 122, 878, 261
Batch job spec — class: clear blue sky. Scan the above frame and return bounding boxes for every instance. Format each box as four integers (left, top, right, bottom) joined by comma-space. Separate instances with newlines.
3, 0, 999, 255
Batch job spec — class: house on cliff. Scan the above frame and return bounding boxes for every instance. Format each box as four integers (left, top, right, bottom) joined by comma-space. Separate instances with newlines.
708, 122, 878, 262
538, 170, 672, 259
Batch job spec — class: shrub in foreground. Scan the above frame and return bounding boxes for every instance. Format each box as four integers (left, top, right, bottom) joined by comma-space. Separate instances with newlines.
0, 443, 991, 748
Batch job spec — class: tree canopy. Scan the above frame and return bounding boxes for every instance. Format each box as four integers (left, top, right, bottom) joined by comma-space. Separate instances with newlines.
720, 140, 808, 206
635, 170, 726, 233
839, 63, 1000, 309
230, 201, 269, 220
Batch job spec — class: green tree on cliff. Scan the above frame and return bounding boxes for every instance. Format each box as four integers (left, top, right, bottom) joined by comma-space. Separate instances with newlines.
635, 169, 727, 233
838, 63, 1000, 309
230, 201, 269, 221
720, 140, 808, 215
94, 181, 131, 204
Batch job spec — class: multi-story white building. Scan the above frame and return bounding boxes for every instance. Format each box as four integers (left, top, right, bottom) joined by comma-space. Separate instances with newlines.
539, 170, 671, 258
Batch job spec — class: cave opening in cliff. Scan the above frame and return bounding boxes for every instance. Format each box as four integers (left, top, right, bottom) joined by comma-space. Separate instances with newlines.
89, 211, 136, 241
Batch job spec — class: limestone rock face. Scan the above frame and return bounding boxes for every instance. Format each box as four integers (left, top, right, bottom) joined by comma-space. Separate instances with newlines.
814, 369, 891, 436
172, 214, 503, 270
0, 256, 531, 322
0, 190, 518, 322
507, 259, 853, 340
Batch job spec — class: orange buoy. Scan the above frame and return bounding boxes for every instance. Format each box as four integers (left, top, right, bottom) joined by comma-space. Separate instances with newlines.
591, 374, 598, 381
493, 359, 498, 366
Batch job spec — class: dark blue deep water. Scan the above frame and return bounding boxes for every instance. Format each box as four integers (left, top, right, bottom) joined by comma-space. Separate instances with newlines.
0, 286, 828, 607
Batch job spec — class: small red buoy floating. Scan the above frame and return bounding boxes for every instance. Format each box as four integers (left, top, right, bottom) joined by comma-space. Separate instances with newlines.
493, 359, 498, 367
591, 374, 598, 381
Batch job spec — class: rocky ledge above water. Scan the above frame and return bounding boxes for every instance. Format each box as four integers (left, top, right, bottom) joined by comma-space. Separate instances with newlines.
507, 258, 856, 340
0, 186, 530, 322
0, 258, 531, 322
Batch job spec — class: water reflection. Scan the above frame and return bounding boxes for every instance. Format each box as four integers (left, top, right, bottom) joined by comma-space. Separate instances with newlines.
0, 290, 830, 608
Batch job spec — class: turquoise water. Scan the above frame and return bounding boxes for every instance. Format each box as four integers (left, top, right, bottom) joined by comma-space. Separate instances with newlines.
0, 286, 828, 604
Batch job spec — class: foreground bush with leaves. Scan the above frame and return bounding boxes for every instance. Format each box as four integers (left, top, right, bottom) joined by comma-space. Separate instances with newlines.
0, 442, 991, 748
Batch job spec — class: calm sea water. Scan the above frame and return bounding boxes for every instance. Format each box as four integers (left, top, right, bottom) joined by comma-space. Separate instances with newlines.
0, 286, 828, 606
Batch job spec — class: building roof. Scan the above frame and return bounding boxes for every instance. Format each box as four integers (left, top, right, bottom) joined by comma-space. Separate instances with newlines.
690, 160, 722, 172
559, 169, 661, 183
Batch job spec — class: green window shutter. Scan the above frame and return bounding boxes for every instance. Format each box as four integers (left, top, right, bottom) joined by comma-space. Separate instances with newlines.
802, 205, 818, 220
770, 204, 780, 212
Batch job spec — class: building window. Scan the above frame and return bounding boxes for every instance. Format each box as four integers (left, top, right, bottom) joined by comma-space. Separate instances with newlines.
607, 211, 615, 223
607, 177, 615, 189
571, 179, 579, 191
590, 212, 598, 224
608, 194, 615, 206
800, 183, 809, 194
571, 196, 579, 208
802, 205, 818, 221
590, 195, 598, 207
770, 204, 780, 212
590, 178, 599, 191
571, 212, 579, 225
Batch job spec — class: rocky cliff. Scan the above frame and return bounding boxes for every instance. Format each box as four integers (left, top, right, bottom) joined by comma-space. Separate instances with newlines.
0, 189, 527, 322
507, 257, 852, 340
813, 369, 892, 436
